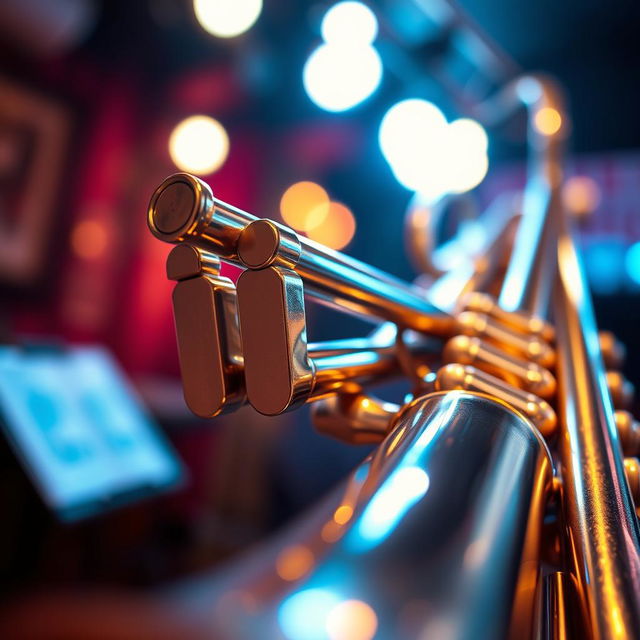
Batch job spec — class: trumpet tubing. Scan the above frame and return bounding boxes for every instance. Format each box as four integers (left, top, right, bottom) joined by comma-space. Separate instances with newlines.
148, 74, 640, 639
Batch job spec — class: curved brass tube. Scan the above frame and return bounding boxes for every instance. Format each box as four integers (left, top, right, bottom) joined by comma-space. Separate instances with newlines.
183, 392, 552, 639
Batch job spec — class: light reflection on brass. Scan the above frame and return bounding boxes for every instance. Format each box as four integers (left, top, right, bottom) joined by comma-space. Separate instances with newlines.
166, 243, 220, 280
624, 457, 640, 506
144, 70, 640, 640
462, 291, 555, 343
554, 231, 640, 637
615, 410, 640, 456
168, 245, 244, 418
312, 390, 399, 444
435, 363, 557, 437
599, 330, 626, 369
606, 370, 635, 410
443, 334, 556, 398
237, 266, 313, 415
193, 392, 552, 639
456, 310, 555, 368
149, 174, 452, 335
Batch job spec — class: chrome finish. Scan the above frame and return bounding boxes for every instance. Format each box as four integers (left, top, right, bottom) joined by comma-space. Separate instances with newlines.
203, 392, 552, 640
456, 310, 555, 368
149, 175, 451, 334
168, 245, 244, 418
237, 217, 452, 334
553, 231, 640, 638
236, 266, 314, 416
311, 390, 399, 444
462, 292, 555, 343
146, 70, 640, 640
443, 334, 556, 398
435, 363, 557, 437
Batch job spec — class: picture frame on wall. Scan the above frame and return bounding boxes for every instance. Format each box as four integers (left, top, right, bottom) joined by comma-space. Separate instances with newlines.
0, 76, 70, 287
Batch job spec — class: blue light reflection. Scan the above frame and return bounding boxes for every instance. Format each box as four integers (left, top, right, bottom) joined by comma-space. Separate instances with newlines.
278, 588, 340, 640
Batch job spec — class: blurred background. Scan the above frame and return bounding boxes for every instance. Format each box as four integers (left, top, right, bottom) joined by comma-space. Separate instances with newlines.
0, 0, 639, 609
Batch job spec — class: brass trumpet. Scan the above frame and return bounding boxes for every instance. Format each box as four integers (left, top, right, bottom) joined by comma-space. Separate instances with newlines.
147, 75, 640, 639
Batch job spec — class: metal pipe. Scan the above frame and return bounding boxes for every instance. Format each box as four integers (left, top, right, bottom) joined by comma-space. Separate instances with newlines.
147, 173, 436, 318
192, 391, 553, 639
484, 75, 566, 317
553, 229, 640, 638
236, 218, 452, 334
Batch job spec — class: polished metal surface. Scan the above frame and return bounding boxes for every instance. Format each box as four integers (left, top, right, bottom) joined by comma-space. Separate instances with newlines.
442, 334, 556, 398
147, 69, 640, 640
149, 175, 451, 335
553, 232, 640, 638
168, 245, 244, 418
435, 363, 557, 437
200, 392, 552, 640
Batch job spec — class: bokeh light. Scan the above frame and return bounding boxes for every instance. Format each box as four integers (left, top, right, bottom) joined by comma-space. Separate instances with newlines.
446, 152, 489, 194
447, 118, 489, 154
303, 43, 382, 112
533, 107, 562, 136
563, 175, 601, 219
280, 181, 330, 231
584, 239, 626, 295
71, 220, 109, 260
306, 202, 356, 250
626, 242, 640, 286
333, 504, 353, 525
168, 115, 229, 175
321, 2, 378, 46
326, 599, 378, 640
379, 99, 447, 163
193, 0, 262, 38
379, 100, 489, 200
279, 588, 340, 640
276, 545, 315, 582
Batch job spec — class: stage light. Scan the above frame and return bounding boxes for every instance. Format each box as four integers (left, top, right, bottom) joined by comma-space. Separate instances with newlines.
626, 242, 640, 286
326, 599, 378, 640
306, 202, 356, 250
280, 181, 330, 231
303, 43, 382, 112
321, 2, 378, 46
379, 102, 489, 200
169, 115, 229, 175
447, 118, 489, 153
193, 0, 262, 38
378, 99, 446, 164
444, 121, 489, 193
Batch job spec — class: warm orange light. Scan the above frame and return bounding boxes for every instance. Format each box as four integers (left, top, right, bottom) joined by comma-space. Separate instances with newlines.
333, 504, 353, 525
326, 599, 378, 640
71, 220, 108, 259
280, 181, 330, 232
321, 520, 342, 543
276, 545, 315, 581
533, 107, 562, 136
306, 202, 356, 250
563, 175, 601, 218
